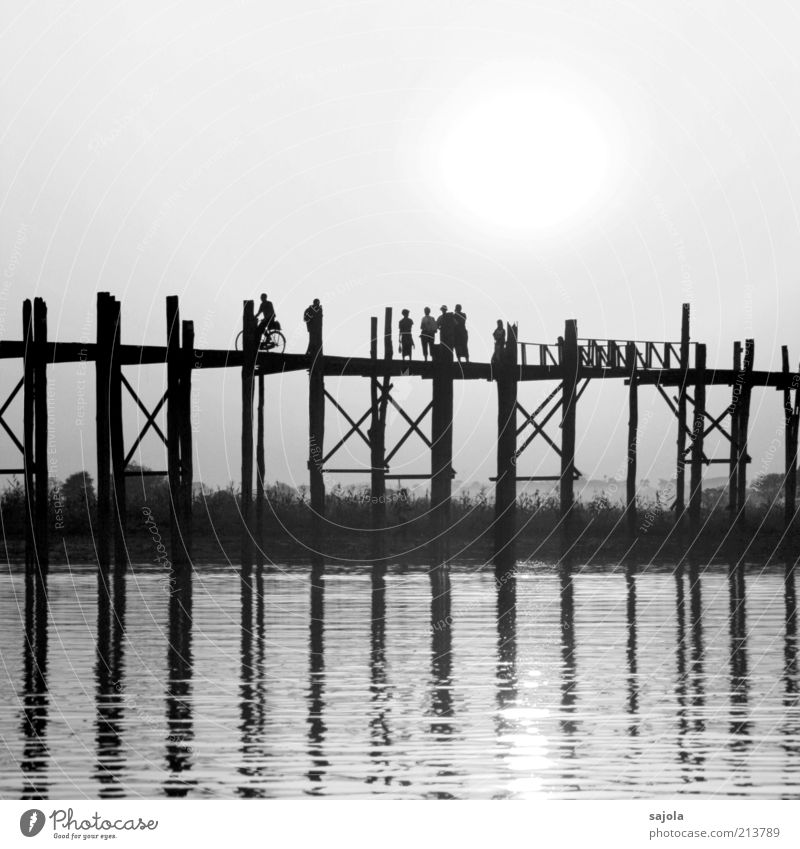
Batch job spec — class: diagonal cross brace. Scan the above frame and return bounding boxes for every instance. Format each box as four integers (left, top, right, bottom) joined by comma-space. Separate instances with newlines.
385, 400, 433, 465
0, 377, 24, 454
122, 374, 168, 467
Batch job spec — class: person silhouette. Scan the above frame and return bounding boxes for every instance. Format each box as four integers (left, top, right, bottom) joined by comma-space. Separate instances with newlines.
453, 304, 469, 362
492, 320, 506, 364
255, 293, 278, 344
398, 309, 414, 360
304, 298, 323, 354
419, 307, 437, 361
437, 305, 455, 351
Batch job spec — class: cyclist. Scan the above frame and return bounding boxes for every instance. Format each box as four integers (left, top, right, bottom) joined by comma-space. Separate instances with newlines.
256, 293, 279, 348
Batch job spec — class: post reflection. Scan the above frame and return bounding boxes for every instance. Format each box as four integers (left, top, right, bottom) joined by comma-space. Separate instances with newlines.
427, 573, 457, 798
496, 578, 517, 717
365, 572, 392, 787
163, 568, 194, 797
237, 565, 269, 797
306, 566, 328, 793
783, 565, 799, 787
20, 571, 49, 799
625, 568, 639, 736
559, 568, 577, 736
93, 568, 127, 797
728, 565, 751, 748
687, 564, 706, 781
674, 571, 690, 779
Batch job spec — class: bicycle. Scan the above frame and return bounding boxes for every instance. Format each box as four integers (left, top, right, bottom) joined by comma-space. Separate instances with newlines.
234, 322, 286, 354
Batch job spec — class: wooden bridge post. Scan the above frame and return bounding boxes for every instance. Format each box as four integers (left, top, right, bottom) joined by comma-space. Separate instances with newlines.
625, 342, 638, 543
109, 296, 127, 570
430, 334, 454, 574
96, 293, 112, 573
782, 346, 799, 536
728, 341, 742, 518
166, 296, 184, 568
736, 339, 754, 526
369, 311, 391, 566
256, 372, 265, 569
32, 298, 48, 575
689, 343, 707, 536
560, 319, 579, 557
22, 300, 34, 574
675, 303, 691, 520
241, 300, 257, 575
494, 322, 518, 576
180, 319, 194, 564
308, 302, 325, 569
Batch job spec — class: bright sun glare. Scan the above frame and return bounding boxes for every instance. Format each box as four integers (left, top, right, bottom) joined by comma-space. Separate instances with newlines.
439, 89, 612, 232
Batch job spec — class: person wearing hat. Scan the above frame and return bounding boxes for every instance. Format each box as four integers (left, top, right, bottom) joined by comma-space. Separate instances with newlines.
398, 308, 415, 360
303, 298, 323, 354
437, 304, 455, 350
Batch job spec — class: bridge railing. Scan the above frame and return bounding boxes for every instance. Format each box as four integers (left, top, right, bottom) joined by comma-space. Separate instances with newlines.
518, 338, 697, 369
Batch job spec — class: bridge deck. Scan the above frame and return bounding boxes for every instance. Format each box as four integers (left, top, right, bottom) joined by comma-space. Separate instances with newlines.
0, 341, 794, 388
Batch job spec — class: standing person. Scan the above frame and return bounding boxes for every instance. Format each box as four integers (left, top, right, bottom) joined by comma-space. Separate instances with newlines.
453, 304, 469, 362
398, 309, 414, 360
437, 305, 455, 351
419, 307, 437, 361
492, 320, 506, 364
304, 298, 323, 354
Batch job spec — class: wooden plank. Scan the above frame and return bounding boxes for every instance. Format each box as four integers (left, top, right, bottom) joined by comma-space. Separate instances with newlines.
495, 322, 518, 574
241, 300, 256, 575
95, 293, 111, 573
675, 303, 690, 518
166, 296, 181, 568
22, 301, 34, 574
109, 297, 126, 570
180, 319, 194, 564
736, 339, 754, 525
689, 344, 706, 534
430, 336, 454, 569
308, 302, 325, 569
626, 342, 638, 542
560, 319, 579, 558
783, 346, 799, 535
728, 341, 742, 517
256, 372, 265, 569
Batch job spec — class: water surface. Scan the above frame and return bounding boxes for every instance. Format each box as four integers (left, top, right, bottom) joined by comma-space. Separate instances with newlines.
1, 563, 798, 799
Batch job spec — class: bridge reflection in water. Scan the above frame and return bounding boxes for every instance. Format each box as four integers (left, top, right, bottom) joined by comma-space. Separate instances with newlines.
4, 562, 799, 799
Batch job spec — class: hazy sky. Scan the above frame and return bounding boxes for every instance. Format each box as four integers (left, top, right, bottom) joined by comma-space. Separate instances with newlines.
2, 0, 800, 494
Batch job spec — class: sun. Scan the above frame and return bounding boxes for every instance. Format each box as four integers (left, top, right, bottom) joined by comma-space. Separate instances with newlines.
438, 89, 612, 232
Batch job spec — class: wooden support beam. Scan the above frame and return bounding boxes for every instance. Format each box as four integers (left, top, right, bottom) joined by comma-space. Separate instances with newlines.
736, 339, 754, 525
32, 298, 48, 575
109, 297, 126, 570
308, 302, 325, 569
21, 301, 34, 574
180, 319, 194, 565
689, 344, 707, 536
626, 342, 638, 543
728, 341, 742, 517
369, 314, 389, 565
166, 296, 182, 568
783, 346, 799, 536
494, 323, 518, 575
560, 319, 579, 558
675, 303, 691, 518
95, 293, 112, 573
256, 373, 265, 569
430, 338, 454, 570
241, 300, 257, 575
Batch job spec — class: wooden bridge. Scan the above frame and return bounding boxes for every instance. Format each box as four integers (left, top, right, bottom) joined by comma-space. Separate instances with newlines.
2, 295, 799, 583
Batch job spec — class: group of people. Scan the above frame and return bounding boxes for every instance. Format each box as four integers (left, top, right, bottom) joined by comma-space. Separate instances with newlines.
255, 293, 507, 362
398, 305, 471, 362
